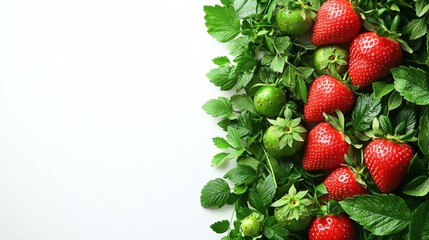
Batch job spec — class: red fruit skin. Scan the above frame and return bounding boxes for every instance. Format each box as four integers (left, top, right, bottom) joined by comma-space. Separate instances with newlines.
309, 215, 357, 240
349, 32, 403, 89
322, 167, 367, 202
302, 122, 350, 171
304, 75, 355, 122
364, 139, 414, 193
311, 0, 362, 46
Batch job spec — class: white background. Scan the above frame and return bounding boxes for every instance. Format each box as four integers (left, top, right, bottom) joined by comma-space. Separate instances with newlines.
0, 0, 233, 239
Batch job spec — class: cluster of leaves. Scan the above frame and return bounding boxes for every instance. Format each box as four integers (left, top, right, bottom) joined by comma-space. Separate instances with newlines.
200, 0, 429, 239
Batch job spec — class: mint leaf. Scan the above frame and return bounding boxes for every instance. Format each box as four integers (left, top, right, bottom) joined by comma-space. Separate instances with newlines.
339, 194, 411, 236
233, 0, 257, 18
202, 97, 233, 118
417, 0, 429, 17
249, 175, 276, 213
419, 111, 429, 158
270, 55, 285, 73
210, 220, 230, 233
224, 165, 257, 186
352, 94, 382, 131
204, 5, 241, 42
231, 94, 255, 113
207, 65, 238, 90
392, 66, 429, 105
201, 178, 231, 208
263, 217, 289, 240
409, 201, 429, 240
372, 81, 395, 99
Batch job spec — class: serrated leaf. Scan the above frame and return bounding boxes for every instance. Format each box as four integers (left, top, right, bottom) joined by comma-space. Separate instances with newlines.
213, 56, 231, 66
201, 178, 231, 208
263, 217, 289, 240
212, 152, 229, 167
409, 201, 429, 240
233, 0, 257, 18
416, 0, 429, 17
270, 55, 285, 73
236, 70, 254, 91
204, 5, 241, 42
213, 137, 232, 149
202, 97, 233, 118
339, 194, 411, 235
224, 165, 258, 186
404, 18, 428, 40
234, 53, 256, 72
395, 108, 417, 134
249, 175, 276, 213
392, 66, 429, 105
231, 94, 255, 113
207, 66, 238, 90
352, 94, 382, 131
228, 36, 252, 56
210, 220, 230, 233
237, 156, 261, 170
281, 66, 296, 88
227, 126, 242, 149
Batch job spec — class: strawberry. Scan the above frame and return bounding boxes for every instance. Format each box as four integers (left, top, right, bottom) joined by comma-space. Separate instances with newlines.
321, 167, 367, 202
302, 122, 349, 171
308, 215, 356, 240
349, 32, 403, 89
364, 139, 414, 193
311, 0, 362, 46
304, 75, 355, 122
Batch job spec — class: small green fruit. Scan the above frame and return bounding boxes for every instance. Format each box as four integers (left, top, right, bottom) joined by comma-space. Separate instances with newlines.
276, 8, 313, 36
253, 85, 287, 118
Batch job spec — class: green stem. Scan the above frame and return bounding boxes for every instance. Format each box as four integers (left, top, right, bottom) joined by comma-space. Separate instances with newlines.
262, 145, 278, 188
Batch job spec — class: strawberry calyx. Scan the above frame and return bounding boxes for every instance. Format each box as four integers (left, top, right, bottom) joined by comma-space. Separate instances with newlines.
324, 110, 362, 149
366, 115, 417, 143
267, 108, 307, 149
271, 185, 313, 221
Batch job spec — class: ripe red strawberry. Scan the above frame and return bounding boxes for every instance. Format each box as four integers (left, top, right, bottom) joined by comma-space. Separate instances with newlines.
308, 215, 356, 240
321, 167, 367, 202
349, 32, 403, 89
364, 139, 414, 193
311, 0, 362, 46
304, 75, 355, 122
302, 122, 349, 171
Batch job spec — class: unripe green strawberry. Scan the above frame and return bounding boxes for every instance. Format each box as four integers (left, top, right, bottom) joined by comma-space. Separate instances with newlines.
253, 85, 287, 118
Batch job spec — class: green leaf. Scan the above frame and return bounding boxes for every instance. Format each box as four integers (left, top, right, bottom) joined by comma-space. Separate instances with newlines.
352, 94, 382, 131
237, 156, 261, 170
212, 152, 229, 167
372, 82, 395, 99
235, 53, 256, 72
210, 220, 230, 233
213, 137, 232, 149
270, 55, 285, 73
404, 18, 428, 40
263, 217, 289, 240
201, 178, 231, 208
274, 37, 291, 54
403, 176, 429, 197
395, 108, 417, 134
281, 66, 296, 89
419, 111, 429, 158
213, 56, 231, 66
388, 91, 402, 111
392, 66, 429, 105
249, 175, 276, 213
228, 36, 251, 56
339, 194, 411, 236
236, 71, 254, 91
207, 65, 238, 90
231, 94, 255, 113
416, 0, 429, 17
409, 201, 429, 240
224, 165, 258, 186
202, 97, 233, 118
204, 5, 241, 42
227, 126, 242, 149
295, 77, 308, 103
233, 0, 257, 18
